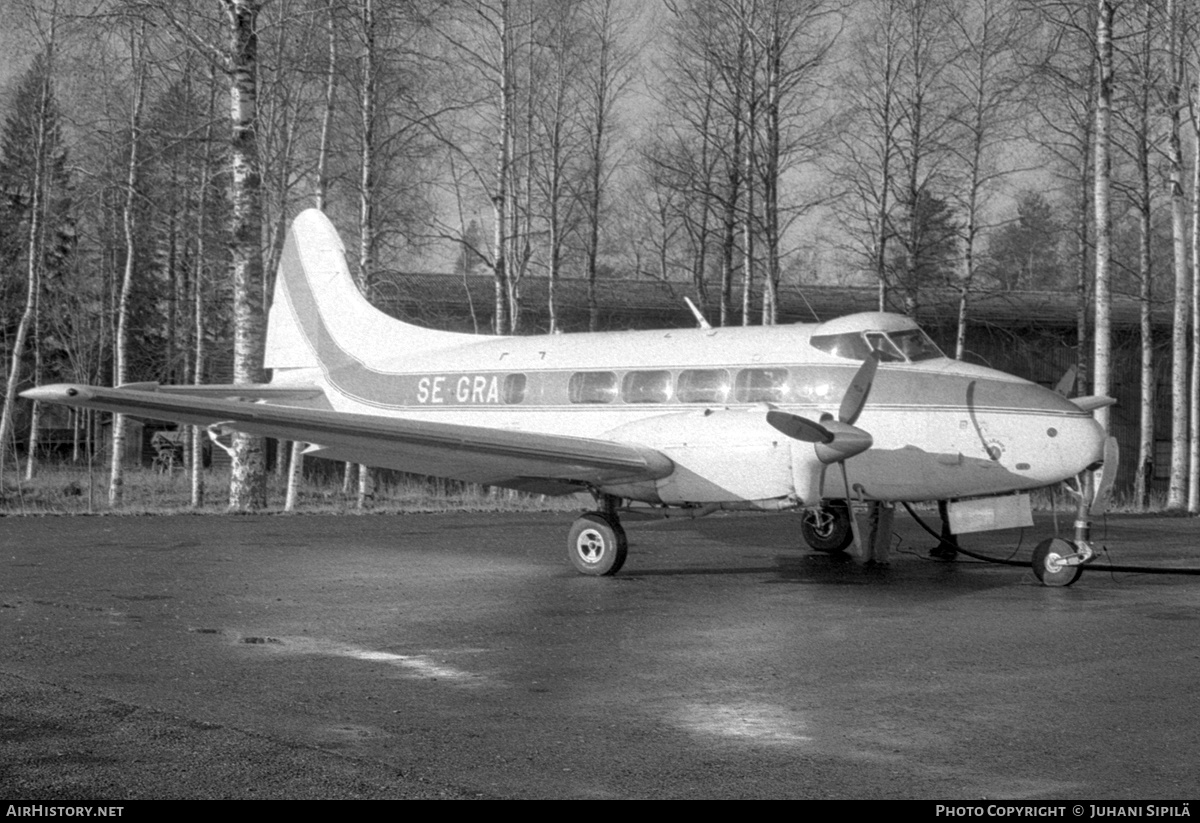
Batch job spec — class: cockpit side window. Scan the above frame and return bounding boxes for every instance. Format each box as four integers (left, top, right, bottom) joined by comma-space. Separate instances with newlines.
889, 329, 945, 361
810, 332, 873, 361
813, 328, 945, 363
864, 332, 905, 362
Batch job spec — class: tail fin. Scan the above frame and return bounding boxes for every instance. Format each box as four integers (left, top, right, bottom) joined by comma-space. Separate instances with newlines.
265, 209, 473, 372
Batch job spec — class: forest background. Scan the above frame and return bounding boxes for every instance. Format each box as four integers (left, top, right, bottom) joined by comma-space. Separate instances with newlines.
2, 0, 1200, 513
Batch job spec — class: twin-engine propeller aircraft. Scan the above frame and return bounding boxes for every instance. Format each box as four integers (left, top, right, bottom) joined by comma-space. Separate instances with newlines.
23, 209, 1116, 586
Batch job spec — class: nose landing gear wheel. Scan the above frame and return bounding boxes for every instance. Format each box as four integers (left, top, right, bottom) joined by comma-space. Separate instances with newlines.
801, 500, 854, 553
568, 512, 628, 576
1032, 537, 1083, 587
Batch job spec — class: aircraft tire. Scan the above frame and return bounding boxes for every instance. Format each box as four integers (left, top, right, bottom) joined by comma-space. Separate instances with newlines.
567, 513, 628, 576
801, 501, 854, 553
1031, 537, 1083, 587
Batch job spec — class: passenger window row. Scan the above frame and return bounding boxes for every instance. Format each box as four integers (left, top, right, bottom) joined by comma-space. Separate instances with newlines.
567, 368, 790, 405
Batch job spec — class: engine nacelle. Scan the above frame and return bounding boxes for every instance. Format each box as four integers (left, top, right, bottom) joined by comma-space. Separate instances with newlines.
604, 408, 800, 505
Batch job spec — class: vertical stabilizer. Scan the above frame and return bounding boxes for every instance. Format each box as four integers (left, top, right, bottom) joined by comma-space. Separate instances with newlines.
265, 209, 475, 373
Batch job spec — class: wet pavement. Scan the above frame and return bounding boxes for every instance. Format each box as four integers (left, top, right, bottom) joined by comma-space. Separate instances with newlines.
1, 510, 1198, 799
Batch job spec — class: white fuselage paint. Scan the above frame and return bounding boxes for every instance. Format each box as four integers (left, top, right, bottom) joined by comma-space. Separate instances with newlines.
280, 324, 1104, 506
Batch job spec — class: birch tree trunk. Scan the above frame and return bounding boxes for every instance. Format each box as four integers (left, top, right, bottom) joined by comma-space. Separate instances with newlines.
760, 4, 780, 327
491, 0, 511, 336
25, 279, 42, 480
356, 0, 376, 510
223, 0, 268, 511
191, 69, 219, 509
1189, 68, 1200, 514
584, 0, 613, 332
1166, 0, 1189, 510
315, 0, 337, 214
742, 44, 757, 328
1133, 0, 1154, 510
110, 34, 148, 508
1091, 0, 1112, 436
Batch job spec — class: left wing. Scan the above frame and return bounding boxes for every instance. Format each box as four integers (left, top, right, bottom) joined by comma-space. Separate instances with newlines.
21, 384, 674, 495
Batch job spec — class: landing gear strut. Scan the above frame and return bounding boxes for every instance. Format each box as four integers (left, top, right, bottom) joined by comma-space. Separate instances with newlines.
1031, 537, 1084, 587
568, 495, 627, 576
1031, 472, 1099, 587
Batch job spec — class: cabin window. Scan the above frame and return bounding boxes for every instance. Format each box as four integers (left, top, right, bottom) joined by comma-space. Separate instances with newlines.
676, 369, 730, 403
734, 368, 790, 403
569, 371, 619, 404
503, 374, 527, 404
622, 370, 673, 403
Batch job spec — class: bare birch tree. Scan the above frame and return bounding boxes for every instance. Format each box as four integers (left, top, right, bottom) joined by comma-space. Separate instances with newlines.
1188, 16, 1200, 514
288, 0, 340, 512
109, 22, 149, 508
0, 7, 61, 489
1116, 0, 1164, 509
1165, 0, 1189, 509
1023, 0, 1098, 397
530, 0, 587, 334
945, 0, 1029, 359
829, 0, 904, 310
1090, 0, 1114, 438
579, 0, 637, 331
222, 0, 269, 511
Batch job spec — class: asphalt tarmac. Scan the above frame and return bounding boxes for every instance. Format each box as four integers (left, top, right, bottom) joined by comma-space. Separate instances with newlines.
2, 509, 1199, 800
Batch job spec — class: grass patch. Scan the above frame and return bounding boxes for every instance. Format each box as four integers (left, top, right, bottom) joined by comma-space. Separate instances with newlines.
0, 461, 586, 516
4, 461, 1180, 518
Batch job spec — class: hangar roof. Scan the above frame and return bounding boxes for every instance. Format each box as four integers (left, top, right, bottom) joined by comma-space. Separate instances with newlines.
370, 272, 1171, 334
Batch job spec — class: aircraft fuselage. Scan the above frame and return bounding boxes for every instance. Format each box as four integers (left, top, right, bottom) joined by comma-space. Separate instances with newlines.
291, 319, 1105, 508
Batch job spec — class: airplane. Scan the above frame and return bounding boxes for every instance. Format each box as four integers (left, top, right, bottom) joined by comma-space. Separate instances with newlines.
21, 208, 1117, 587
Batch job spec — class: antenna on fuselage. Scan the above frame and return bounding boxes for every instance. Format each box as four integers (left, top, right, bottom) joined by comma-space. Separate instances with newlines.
683, 297, 712, 330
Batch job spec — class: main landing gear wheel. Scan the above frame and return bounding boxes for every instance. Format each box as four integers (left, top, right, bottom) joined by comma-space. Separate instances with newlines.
567, 513, 628, 576
1032, 537, 1083, 587
801, 500, 854, 553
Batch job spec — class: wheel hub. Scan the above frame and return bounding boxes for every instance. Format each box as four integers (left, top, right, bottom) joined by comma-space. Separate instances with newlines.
576, 529, 606, 564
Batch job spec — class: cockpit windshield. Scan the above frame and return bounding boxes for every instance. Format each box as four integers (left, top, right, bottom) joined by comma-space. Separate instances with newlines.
811, 328, 944, 363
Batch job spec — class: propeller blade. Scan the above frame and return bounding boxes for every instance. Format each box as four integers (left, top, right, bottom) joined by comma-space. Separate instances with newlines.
1089, 436, 1120, 516
839, 462, 863, 554
1054, 365, 1078, 397
839, 353, 878, 425
766, 410, 833, 443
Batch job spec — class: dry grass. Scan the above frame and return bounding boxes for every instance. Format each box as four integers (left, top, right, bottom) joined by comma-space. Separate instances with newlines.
2, 461, 1176, 518
0, 461, 587, 516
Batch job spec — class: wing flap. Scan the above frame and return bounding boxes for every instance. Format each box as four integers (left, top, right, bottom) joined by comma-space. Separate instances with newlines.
22, 384, 674, 489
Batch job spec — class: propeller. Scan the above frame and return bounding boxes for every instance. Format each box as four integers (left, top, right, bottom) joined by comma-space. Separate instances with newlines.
767, 353, 879, 551
1089, 435, 1120, 517
766, 352, 877, 464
